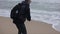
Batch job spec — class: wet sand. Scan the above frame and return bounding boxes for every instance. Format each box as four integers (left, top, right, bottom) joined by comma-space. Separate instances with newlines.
0, 16, 60, 34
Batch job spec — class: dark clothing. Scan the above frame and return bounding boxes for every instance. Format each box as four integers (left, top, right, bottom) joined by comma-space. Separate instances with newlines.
10, 2, 31, 24
10, 1, 31, 34
15, 22, 27, 34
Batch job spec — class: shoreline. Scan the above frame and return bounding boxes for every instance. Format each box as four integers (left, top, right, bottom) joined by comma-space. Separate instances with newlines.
0, 16, 60, 34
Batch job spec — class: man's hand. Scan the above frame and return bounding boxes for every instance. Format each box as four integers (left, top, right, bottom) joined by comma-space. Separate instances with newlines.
27, 17, 31, 21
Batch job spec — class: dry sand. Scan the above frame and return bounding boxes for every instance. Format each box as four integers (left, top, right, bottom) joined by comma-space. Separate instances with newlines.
0, 16, 60, 34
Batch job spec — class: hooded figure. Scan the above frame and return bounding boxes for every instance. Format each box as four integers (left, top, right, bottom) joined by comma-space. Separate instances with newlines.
10, 0, 31, 34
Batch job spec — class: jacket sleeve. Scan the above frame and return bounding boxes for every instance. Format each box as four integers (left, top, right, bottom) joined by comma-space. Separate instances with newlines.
10, 5, 18, 19
26, 6, 31, 21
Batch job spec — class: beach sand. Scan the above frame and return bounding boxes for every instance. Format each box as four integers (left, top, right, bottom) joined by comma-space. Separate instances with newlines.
0, 16, 60, 34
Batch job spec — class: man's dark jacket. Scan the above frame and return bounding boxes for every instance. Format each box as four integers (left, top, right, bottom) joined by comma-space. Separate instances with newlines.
10, 2, 31, 24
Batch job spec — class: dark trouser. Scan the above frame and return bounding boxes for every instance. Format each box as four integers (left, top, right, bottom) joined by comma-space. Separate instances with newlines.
14, 22, 27, 34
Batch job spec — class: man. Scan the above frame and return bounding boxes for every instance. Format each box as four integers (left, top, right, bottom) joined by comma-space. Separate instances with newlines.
10, 0, 31, 34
